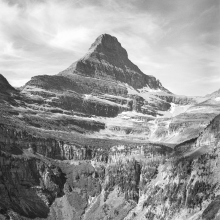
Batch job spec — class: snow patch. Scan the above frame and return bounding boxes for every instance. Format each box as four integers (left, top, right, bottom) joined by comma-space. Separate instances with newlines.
157, 103, 191, 118
138, 86, 162, 93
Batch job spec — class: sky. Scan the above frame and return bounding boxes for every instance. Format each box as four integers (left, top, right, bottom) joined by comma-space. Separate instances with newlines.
0, 0, 219, 96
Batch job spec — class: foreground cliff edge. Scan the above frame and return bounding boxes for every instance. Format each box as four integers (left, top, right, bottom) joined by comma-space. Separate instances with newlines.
0, 34, 220, 220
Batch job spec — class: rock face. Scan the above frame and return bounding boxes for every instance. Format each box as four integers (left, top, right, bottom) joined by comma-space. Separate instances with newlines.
59, 34, 169, 91
129, 114, 220, 220
1, 34, 220, 220
0, 151, 66, 219
0, 74, 15, 93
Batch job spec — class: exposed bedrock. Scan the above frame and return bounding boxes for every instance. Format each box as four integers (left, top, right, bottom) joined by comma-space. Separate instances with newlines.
0, 74, 15, 94
25, 74, 128, 97
22, 88, 126, 118
48, 161, 103, 220
0, 124, 98, 160
131, 151, 220, 220
0, 152, 66, 219
22, 81, 172, 119
156, 94, 197, 105
130, 114, 220, 220
59, 34, 169, 92
0, 123, 172, 161
104, 159, 141, 203
82, 144, 172, 220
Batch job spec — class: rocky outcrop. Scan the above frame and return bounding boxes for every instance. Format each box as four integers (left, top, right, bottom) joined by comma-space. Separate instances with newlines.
0, 74, 20, 106
48, 161, 103, 220
21, 85, 129, 118
80, 142, 172, 220
0, 122, 172, 161
156, 94, 197, 105
0, 151, 66, 219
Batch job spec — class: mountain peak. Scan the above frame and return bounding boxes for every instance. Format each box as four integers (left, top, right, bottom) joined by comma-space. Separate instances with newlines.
58, 34, 170, 92
88, 33, 128, 59
90, 34, 119, 48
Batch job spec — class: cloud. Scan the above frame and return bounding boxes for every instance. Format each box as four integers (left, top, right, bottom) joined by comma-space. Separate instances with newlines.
0, 0, 219, 96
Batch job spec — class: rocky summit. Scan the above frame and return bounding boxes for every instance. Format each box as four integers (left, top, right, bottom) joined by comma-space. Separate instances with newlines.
0, 34, 220, 220
59, 34, 168, 91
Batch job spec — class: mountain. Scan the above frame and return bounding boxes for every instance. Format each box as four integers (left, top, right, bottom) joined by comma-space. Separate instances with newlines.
22, 34, 198, 121
0, 73, 19, 105
59, 34, 169, 91
21, 34, 212, 145
0, 74, 15, 93
0, 34, 220, 220
207, 87, 220, 105
23, 34, 173, 118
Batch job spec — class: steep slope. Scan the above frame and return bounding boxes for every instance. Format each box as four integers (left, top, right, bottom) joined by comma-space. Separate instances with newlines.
0, 74, 15, 93
0, 73, 21, 107
59, 34, 169, 91
206, 88, 220, 99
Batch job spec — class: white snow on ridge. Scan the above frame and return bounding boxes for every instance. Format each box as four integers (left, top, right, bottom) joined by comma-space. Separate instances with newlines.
138, 86, 162, 93
124, 83, 139, 95
215, 97, 220, 101
157, 103, 191, 118
170, 103, 191, 116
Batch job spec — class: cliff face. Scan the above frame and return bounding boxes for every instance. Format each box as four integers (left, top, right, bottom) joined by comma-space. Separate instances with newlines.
44, 142, 172, 220
0, 74, 15, 93
82, 114, 220, 220
0, 151, 66, 219
2, 115, 220, 220
1, 117, 220, 220
0, 118, 173, 220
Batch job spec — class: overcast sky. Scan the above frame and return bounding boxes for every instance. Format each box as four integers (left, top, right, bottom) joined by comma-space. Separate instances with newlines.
0, 0, 219, 96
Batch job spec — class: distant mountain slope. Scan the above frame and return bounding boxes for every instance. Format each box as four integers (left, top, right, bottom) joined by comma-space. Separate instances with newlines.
0, 74, 15, 93
206, 87, 220, 99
